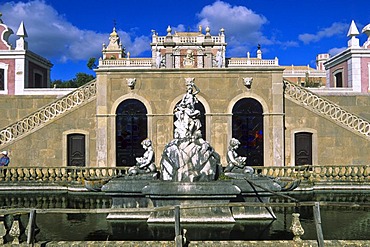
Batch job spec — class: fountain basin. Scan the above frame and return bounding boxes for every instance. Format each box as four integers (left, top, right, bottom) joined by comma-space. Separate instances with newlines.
101, 176, 289, 222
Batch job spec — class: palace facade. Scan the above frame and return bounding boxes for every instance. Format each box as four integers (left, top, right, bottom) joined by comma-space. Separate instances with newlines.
1, 17, 370, 169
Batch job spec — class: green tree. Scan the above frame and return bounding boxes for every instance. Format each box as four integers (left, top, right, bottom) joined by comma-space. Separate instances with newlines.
51, 72, 95, 88
74, 72, 95, 87
87, 57, 97, 70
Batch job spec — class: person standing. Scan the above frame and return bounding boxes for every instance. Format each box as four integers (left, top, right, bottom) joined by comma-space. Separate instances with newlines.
0, 151, 9, 167
0, 151, 9, 177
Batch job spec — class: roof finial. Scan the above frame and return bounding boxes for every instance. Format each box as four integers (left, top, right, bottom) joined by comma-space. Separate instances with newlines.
347, 20, 360, 47
257, 44, 262, 59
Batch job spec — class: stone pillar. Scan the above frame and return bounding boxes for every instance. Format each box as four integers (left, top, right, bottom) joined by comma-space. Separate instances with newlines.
96, 74, 109, 167
203, 47, 213, 68
163, 47, 173, 68
271, 73, 285, 166
14, 58, 25, 95
164, 41, 175, 68
210, 114, 230, 165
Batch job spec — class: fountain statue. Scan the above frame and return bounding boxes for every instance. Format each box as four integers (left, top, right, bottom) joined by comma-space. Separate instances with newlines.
160, 78, 221, 182
128, 138, 157, 176
100, 78, 300, 223
224, 138, 254, 174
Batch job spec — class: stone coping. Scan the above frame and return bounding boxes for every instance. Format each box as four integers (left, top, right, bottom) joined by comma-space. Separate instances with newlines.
1, 181, 370, 193
9, 240, 369, 246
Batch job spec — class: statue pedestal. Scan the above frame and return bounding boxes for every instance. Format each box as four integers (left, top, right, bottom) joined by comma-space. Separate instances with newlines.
142, 181, 240, 223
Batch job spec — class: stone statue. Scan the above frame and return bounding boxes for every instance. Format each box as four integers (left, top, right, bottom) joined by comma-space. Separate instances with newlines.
128, 139, 157, 175
160, 79, 221, 182
215, 49, 222, 68
183, 49, 195, 67
155, 48, 162, 68
224, 138, 254, 174
173, 78, 201, 138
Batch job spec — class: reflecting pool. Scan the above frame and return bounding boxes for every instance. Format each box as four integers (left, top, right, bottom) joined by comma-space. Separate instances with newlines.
1, 190, 369, 242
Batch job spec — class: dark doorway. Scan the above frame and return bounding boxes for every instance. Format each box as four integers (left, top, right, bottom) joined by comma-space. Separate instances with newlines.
232, 98, 264, 166
294, 132, 312, 166
67, 134, 86, 166
335, 72, 343, 87
0, 69, 4, 91
116, 99, 147, 167
173, 100, 206, 139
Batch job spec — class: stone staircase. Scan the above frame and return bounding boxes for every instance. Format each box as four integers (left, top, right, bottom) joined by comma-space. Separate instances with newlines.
1, 79, 369, 148
0, 80, 96, 147
284, 80, 370, 140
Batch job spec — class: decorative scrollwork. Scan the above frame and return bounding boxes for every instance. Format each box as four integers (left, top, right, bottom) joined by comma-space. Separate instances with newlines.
284, 80, 370, 139
0, 80, 97, 146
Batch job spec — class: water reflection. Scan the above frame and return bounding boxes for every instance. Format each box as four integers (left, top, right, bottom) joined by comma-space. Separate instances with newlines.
1, 191, 369, 241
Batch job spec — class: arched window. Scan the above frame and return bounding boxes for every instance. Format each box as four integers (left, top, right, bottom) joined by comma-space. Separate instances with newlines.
67, 134, 86, 166
116, 99, 148, 167
232, 98, 264, 166
173, 100, 206, 139
294, 132, 312, 166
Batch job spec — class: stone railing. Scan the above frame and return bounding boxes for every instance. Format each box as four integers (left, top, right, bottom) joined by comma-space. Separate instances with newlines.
153, 35, 224, 44
0, 166, 129, 183
284, 80, 370, 139
283, 70, 326, 78
0, 80, 97, 147
0, 192, 112, 209
0, 165, 368, 184
226, 57, 279, 67
98, 58, 152, 68
256, 164, 369, 182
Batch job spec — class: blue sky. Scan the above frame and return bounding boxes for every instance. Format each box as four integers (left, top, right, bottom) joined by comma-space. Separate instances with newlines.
1, 0, 369, 81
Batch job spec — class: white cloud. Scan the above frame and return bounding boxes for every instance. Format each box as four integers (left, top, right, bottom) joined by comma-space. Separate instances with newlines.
196, 1, 270, 56
328, 47, 346, 56
299, 22, 348, 44
0, 0, 150, 62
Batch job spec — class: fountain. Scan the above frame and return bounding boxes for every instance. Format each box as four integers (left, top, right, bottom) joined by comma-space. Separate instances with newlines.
101, 78, 299, 223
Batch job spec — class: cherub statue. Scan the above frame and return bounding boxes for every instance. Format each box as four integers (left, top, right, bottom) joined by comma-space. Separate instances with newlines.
224, 138, 254, 174
128, 139, 157, 175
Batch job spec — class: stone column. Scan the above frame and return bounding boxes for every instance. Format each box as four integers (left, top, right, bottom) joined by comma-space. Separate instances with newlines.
271, 73, 285, 166
203, 46, 213, 68
96, 74, 109, 167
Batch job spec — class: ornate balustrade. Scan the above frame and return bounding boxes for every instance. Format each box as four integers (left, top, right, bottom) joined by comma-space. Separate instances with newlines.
0, 165, 368, 184
226, 57, 279, 67
255, 164, 369, 182
284, 80, 370, 139
0, 193, 112, 209
98, 58, 152, 67
283, 70, 326, 77
0, 80, 97, 147
0, 166, 129, 183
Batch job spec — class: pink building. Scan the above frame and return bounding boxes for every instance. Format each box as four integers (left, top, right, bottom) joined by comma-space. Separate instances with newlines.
0, 15, 52, 95
324, 20, 370, 93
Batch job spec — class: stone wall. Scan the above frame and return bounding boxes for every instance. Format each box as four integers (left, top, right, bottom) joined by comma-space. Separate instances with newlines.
2, 72, 370, 168
95, 68, 284, 167
325, 94, 370, 120
285, 95, 370, 166
1, 99, 97, 167
0, 95, 58, 128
